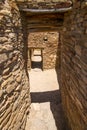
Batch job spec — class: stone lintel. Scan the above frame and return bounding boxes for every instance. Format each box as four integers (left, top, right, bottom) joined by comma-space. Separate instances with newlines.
20, 7, 72, 14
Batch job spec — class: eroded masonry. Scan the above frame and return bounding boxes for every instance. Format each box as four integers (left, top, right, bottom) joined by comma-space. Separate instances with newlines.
0, 0, 87, 130
28, 32, 59, 70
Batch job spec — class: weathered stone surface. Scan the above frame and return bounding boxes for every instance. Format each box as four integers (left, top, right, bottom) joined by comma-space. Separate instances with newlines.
6, 83, 17, 94
0, 54, 8, 64
28, 32, 59, 70
16, 0, 72, 9
0, 37, 8, 43
0, 1, 30, 130
0, 90, 4, 97
60, 1, 87, 130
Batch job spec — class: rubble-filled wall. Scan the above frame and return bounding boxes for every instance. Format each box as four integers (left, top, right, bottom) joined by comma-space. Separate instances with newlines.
60, 1, 87, 130
17, 0, 72, 10
0, 1, 30, 130
28, 32, 59, 70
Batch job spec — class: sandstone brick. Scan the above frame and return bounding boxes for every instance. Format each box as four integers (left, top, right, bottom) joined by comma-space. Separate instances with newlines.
16, 73, 22, 83
75, 45, 82, 56
6, 83, 17, 94
0, 54, 8, 64
0, 37, 8, 43
3, 67, 10, 75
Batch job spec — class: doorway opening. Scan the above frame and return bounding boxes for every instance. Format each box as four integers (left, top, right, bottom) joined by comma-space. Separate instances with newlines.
31, 49, 42, 69
29, 47, 44, 70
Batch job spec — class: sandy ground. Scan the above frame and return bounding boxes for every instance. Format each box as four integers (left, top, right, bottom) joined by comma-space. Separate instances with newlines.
25, 69, 68, 130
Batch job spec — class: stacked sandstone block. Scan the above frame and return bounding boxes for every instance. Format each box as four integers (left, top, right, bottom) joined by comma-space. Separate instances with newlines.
0, 1, 30, 130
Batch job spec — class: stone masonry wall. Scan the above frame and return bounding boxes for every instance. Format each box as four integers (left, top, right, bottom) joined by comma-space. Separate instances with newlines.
0, 1, 30, 130
17, 0, 72, 10
28, 32, 59, 70
60, 1, 87, 130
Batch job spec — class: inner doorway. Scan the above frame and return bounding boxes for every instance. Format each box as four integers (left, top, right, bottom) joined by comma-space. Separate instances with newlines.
29, 47, 44, 70
31, 49, 42, 69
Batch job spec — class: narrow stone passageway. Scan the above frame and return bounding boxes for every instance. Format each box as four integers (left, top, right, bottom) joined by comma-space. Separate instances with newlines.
0, 1, 87, 130
25, 69, 68, 130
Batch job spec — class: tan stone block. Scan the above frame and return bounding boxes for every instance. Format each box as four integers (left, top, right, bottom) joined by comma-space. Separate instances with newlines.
16, 74, 22, 83
0, 90, 4, 97
37, 0, 45, 2
0, 54, 8, 64
6, 82, 17, 94
3, 68, 10, 75
0, 37, 8, 42
75, 45, 81, 56
3, 73, 12, 80
15, 85, 22, 91
1, 80, 9, 89
0, 9, 10, 15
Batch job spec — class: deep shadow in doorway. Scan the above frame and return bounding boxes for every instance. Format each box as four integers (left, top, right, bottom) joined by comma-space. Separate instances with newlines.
31, 60, 42, 70
30, 90, 70, 130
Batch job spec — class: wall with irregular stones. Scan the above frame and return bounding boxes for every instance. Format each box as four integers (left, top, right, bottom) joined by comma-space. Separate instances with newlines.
0, 1, 30, 130
17, 0, 72, 9
28, 32, 59, 70
60, 1, 87, 130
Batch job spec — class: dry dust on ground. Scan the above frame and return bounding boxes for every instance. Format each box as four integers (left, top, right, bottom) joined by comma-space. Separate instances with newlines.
25, 69, 68, 130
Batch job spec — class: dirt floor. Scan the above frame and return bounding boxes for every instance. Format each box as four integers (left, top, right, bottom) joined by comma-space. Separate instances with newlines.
25, 69, 68, 130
